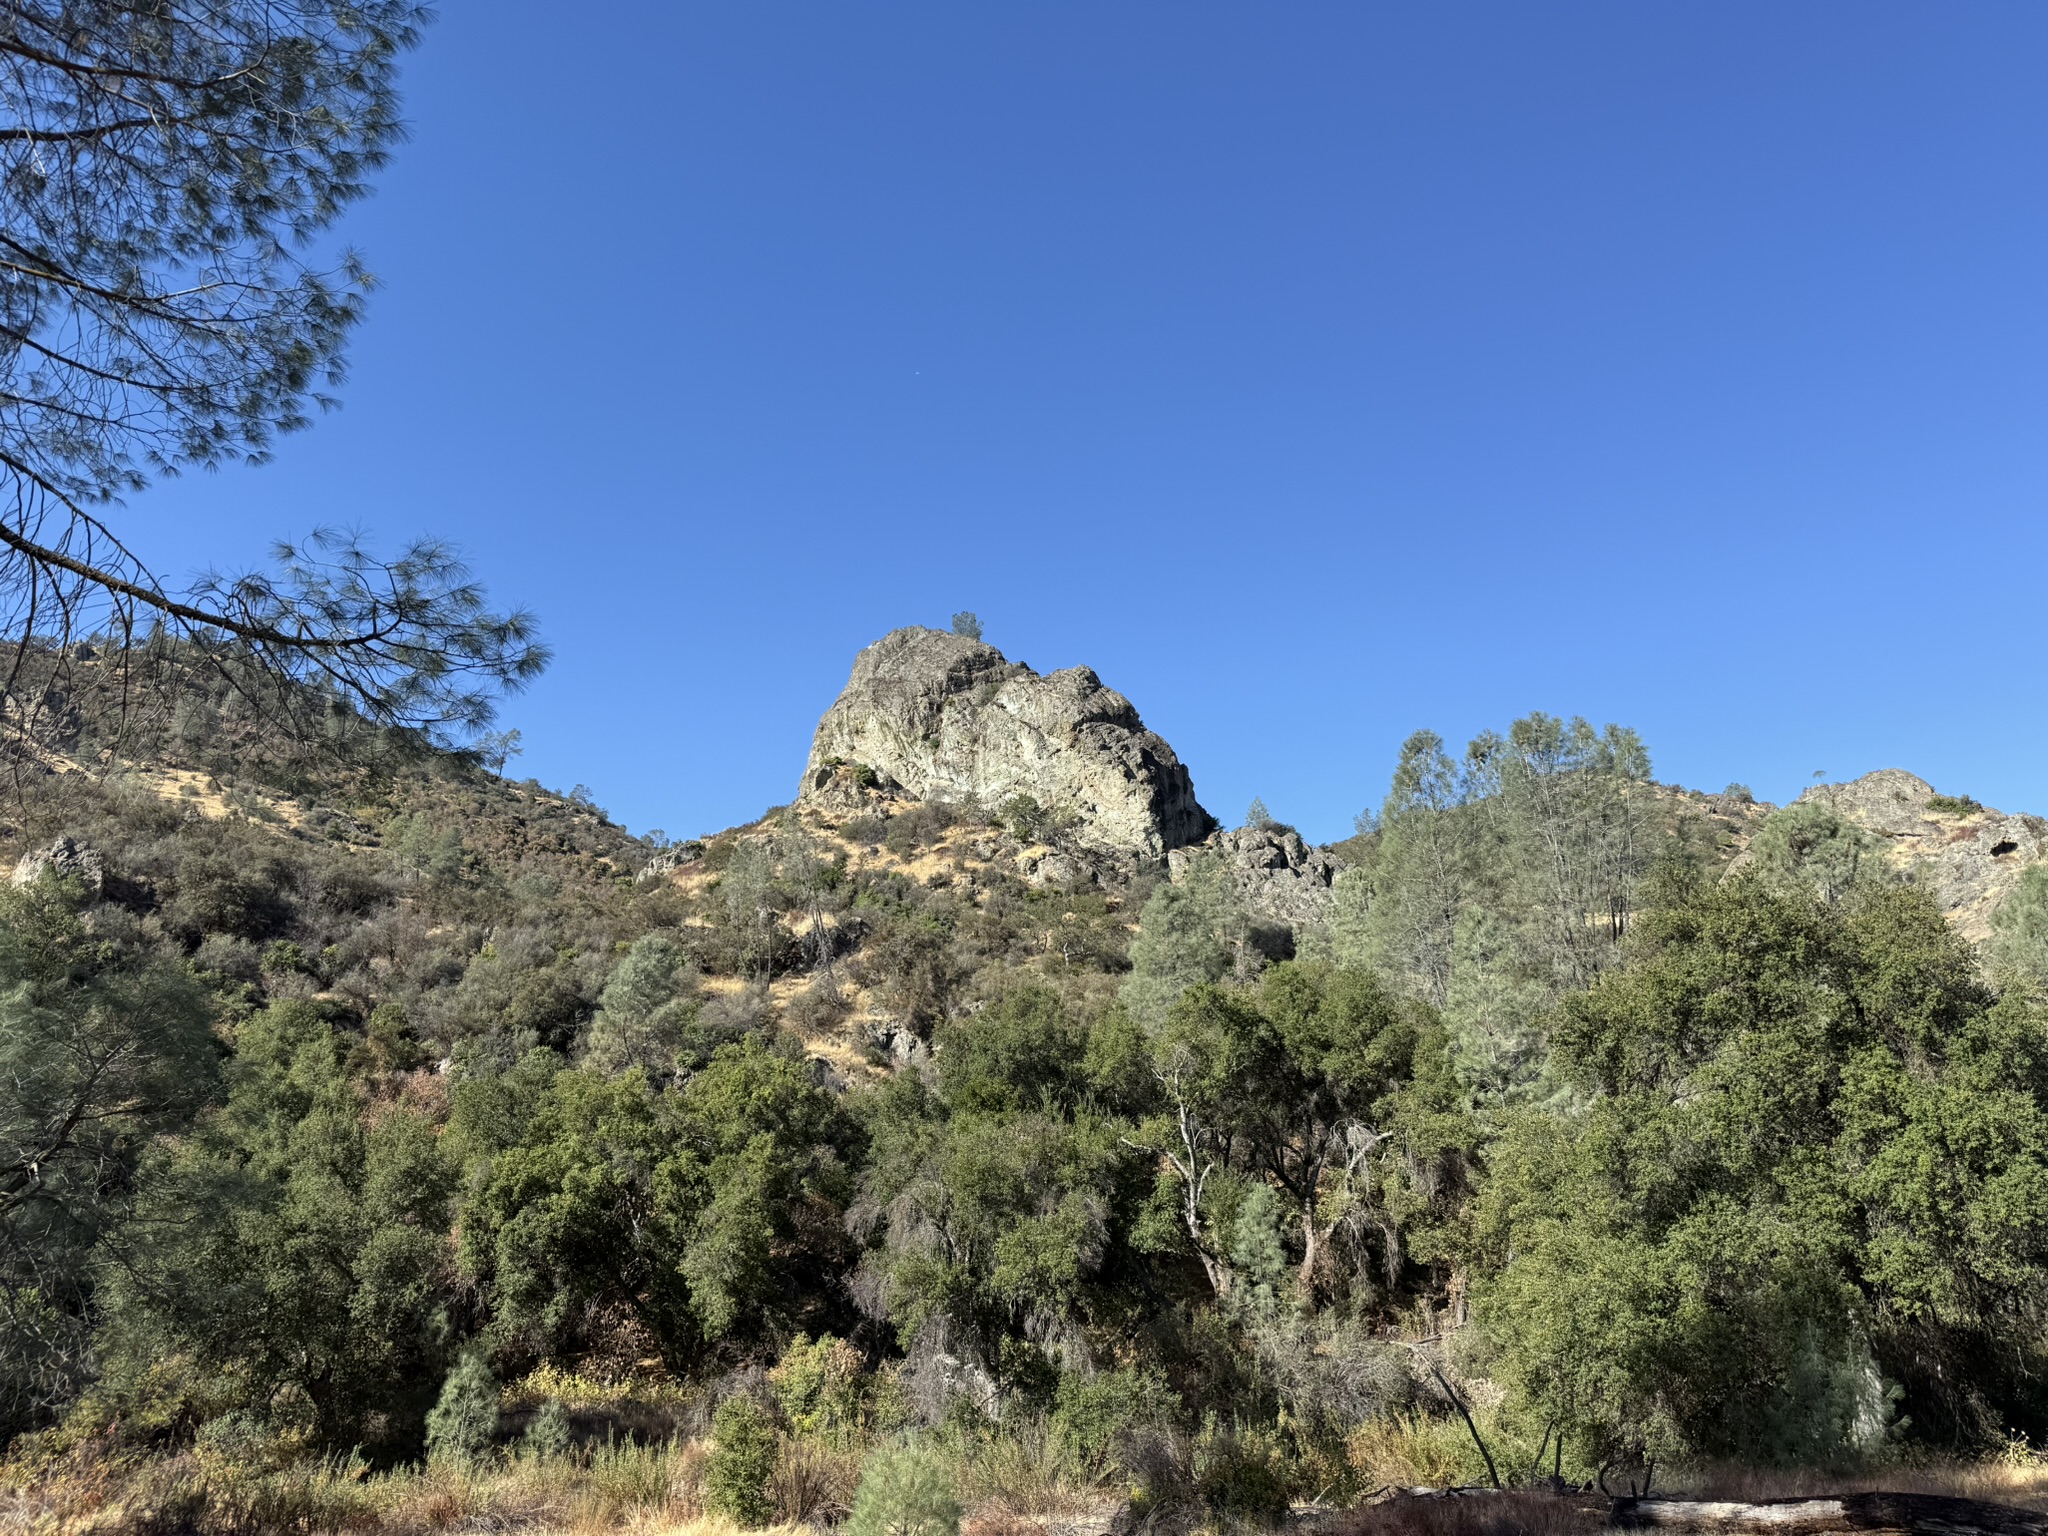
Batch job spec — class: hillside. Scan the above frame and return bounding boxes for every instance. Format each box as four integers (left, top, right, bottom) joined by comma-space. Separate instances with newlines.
10, 627, 2048, 1536
1, 628, 2028, 1087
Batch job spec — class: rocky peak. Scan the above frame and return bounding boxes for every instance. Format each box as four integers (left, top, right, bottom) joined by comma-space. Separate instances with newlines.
800, 627, 1214, 866
1795, 769, 2047, 940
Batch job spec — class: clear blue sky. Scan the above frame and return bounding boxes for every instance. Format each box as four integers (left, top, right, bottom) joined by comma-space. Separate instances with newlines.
133, 3, 2048, 844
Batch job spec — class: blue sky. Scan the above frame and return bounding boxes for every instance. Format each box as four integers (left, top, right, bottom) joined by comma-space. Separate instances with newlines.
133, 3, 2048, 844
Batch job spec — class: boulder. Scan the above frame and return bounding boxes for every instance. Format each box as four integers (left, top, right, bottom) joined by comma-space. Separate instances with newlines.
800, 627, 1214, 867
11, 834, 105, 894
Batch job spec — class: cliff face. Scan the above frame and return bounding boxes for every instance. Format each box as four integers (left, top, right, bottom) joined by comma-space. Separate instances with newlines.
799, 627, 1215, 867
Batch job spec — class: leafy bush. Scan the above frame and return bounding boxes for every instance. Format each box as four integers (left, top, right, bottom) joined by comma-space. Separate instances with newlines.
1745, 800, 1890, 906
1929, 793, 1983, 816
426, 1353, 500, 1464
771, 1333, 867, 1444
706, 1394, 778, 1525
1052, 1367, 1177, 1476
823, 756, 883, 790
843, 814, 889, 845
847, 1440, 962, 1536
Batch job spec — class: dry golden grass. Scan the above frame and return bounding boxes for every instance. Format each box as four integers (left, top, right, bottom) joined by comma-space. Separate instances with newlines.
1661, 1458, 2048, 1511
0, 1431, 751, 1536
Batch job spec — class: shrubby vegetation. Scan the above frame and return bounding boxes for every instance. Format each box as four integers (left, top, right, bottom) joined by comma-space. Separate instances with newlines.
5, 692, 2048, 1531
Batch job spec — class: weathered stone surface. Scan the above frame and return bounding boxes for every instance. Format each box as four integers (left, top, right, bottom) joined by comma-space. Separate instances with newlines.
11, 834, 104, 893
800, 627, 1214, 866
1169, 824, 1342, 929
636, 844, 701, 882
1791, 770, 2048, 941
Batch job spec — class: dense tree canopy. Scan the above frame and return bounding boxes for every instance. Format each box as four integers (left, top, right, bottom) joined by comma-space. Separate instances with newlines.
1479, 873, 2048, 1463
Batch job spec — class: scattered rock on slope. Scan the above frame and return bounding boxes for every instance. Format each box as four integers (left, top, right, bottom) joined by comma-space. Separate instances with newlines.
800, 627, 1215, 868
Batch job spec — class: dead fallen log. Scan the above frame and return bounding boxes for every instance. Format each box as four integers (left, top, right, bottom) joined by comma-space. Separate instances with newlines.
1608, 1492, 2048, 1535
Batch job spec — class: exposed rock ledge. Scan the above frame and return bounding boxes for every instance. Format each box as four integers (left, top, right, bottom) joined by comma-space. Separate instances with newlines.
1169, 824, 1341, 930
799, 627, 1215, 867
1792, 769, 2048, 941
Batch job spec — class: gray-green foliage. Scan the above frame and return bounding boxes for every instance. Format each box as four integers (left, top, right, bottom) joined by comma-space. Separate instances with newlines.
0, 3, 550, 740
521, 1398, 573, 1460
1484, 714, 1655, 990
706, 1394, 779, 1526
0, 879, 218, 1438
1329, 715, 1655, 1105
719, 842, 785, 981
581, 933, 699, 1074
1441, 907, 1550, 1106
1120, 865, 1236, 1029
1333, 730, 1477, 1001
1747, 799, 1892, 906
425, 1352, 500, 1464
847, 1440, 962, 1536
1989, 863, 2048, 990
1122, 860, 1245, 1028
1226, 1181, 1288, 1316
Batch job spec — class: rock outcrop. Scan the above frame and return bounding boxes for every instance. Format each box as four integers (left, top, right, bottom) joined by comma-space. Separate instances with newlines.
1792, 770, 2048, 940
800, 627, 1214, 867
11, 834, 104, 893
1169, 824, 1341, 929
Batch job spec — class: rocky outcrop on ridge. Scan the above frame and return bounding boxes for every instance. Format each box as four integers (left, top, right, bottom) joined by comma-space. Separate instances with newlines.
1792, 769, 2048, 940
1169, 824, 1341, 929
800, 627, 1215, 867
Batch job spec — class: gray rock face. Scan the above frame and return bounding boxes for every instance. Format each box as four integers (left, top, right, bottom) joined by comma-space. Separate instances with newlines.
1792, 770, 2048, 940
1169, 825, 1341, 929
11, 835, 104, 893
801, 627, 1214, 866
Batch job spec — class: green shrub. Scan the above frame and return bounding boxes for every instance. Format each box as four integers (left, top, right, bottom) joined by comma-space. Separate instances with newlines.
847, 1440, 961, 1536
824, 756, 883, 790
771, 1333, 866, 1444
707, 1394, 778, 1526
1929, 793, 1983, 816
521, 1398, 572, 1460
1193, 1416, 1293, 1525
999, 793, 1047, 843
1053, 1367, 1177, 1476
424, 1353, 499, 1465
843, 814, 888, 845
